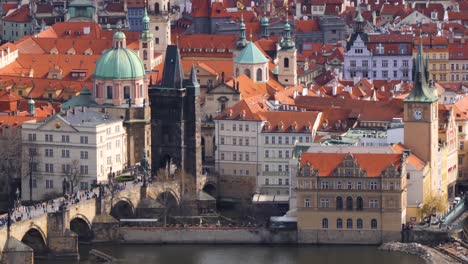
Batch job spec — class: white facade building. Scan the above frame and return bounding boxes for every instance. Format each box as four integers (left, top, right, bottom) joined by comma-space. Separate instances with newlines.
21, 107, 126, 201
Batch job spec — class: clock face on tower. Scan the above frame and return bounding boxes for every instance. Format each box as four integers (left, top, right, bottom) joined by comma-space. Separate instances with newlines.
413, 109, 423, 120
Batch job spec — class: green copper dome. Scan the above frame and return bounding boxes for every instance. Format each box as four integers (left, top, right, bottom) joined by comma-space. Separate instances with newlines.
113, 31, 126, 39
234, 42, 269, 64
94, 33, 145, 80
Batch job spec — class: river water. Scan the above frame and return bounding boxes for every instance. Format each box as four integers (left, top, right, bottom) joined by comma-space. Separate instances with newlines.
38, 244, 425, 264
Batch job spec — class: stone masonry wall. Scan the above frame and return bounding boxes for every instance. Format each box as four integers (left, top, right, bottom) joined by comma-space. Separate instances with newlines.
118, 228, 297, 244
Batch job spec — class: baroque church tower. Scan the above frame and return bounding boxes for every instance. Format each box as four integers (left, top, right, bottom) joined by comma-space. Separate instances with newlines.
277, 15, 297, 86
139, 7, 156, 70
149, 45, 202, 193
403, 36, 439, 191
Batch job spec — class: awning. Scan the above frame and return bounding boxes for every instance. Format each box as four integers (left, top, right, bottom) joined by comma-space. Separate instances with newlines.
252, 194, 290, 204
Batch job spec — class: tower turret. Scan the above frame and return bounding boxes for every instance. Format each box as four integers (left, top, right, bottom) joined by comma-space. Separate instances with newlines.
139, 7, 155, 70
277, 12, 297, 86
261, 14, 269, 39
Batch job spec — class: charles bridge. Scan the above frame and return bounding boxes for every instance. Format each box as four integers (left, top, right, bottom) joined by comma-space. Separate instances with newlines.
0, 180, 185, 263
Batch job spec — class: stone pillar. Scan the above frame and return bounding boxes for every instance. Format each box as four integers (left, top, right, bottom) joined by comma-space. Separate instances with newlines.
46, 211, 79, 259
2, 237, 34, 264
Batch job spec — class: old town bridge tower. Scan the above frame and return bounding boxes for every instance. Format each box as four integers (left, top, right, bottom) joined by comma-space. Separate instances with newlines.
149, 45, 202, 192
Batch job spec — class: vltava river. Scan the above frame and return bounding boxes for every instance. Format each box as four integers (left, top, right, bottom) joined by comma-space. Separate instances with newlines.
39, 244, 424, 264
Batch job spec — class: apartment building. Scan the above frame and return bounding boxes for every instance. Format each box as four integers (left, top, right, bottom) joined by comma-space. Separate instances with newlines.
21, 107, 126, 201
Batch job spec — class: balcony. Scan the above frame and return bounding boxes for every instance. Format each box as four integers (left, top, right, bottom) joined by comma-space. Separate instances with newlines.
262, 171, 289, 176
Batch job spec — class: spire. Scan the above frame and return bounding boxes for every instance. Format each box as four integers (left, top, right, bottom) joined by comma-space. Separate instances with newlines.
354, 6, 365, 33
140, 3, 153, 41
160, 45, 184, 89
184, 64, 200, 96
404, 35, 438, 102
236, 13, 247, 50
280, 10, 294, 50
261, 13, 269, 39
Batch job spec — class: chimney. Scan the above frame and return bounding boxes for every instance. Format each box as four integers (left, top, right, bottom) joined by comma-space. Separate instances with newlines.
302, 87, 308, 96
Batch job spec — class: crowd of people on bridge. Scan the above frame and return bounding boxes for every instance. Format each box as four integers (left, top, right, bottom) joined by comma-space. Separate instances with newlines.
0, 180, 141, 228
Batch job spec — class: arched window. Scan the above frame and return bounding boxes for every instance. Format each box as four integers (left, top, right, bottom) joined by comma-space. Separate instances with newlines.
256, 68, 263, 82
356, 196, 363, 211
346, 196, 353, 210
357, 219, 363, 229
284, 58, 290, 68
123, 86, 130, 99
336, 196, 343, 210
244, 69, 251, 78
106, 86, 113, 99
336, 218, 343, 229
143, 50, 148, 60
346, 218, 353, 229
371, 219, 377, 230
322, 218, 328, 229
235, 68, 240, 77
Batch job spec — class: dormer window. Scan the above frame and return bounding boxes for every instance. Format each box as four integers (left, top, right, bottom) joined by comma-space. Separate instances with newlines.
376, 43, 384, 55
278, 125, 283, 132
291, 124, 296, 132
431, 12, 438, 20
264, 125, 270, 131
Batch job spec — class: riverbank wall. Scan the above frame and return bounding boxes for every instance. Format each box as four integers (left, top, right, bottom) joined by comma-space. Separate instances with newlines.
116, 227, 297, 244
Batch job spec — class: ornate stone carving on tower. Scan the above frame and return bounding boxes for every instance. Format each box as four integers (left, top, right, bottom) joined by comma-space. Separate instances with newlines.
149, 45, 202, 193
277, 13, 297, 86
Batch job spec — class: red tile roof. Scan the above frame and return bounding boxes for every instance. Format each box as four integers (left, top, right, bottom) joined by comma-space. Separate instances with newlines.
300, 152, 403, 177
3, 4, 31, 23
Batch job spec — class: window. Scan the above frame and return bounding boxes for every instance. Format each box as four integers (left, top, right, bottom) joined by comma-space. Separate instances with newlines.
370, 181, 377, 190
233, 153, 237, 161
245, 153, 250, 161
61, 135, 70, 142
245, 124, 249, 131
285, 165, 289, 173
284, 58, 289, 68
106, 86, 113, 99
107, 142, 111, 150
61, 149, 70, 158
285, 178, 289, 185
278, 150, 283, 158
403, 60, 409, 67
80, 165, 88, 175
272, 136, 276, 144
278, 178, 283, 185
460, 141, 465, 151
357, 181, 362, 190
233, 124, 236, 131
356, 196, 363, 211
124, 86, 130, 99
256, 68, 263, 82
80, 151, 88, 159
347, 218, 353, 229
239, 138, 243, 146
389, 182, 394, 190
28, 133, 36, 141
62, 164, 71, 173
45, 134, 53, 142
393, 70, 397, 78
221, 137, 225, 144
265, 150, 269, 158
320, 181, 329, 189
245, 138, 249, 146
80, 136, 88, 144
107, 156, 111, 165
46, 179, 54, 189
357, 219, 363, 229
285, 150, 290, 158
220, 123, 225, 130
265, 136, 269, 144
382, 71, 388, 79
220, 153, 225, 160
322, 218, 328, 229
278, 136, 282, 144
45, 149, 54, 157
285, 137, 290, 144
239, 153, 243, 161
382, 60, 388, 68
393, 60, 397, 67
116, 139, 120, 148
45, 163, 54, 173
239, 124, 243, 131
264, 164, 269, 172
336, 196, 343, 210
265, 178, 270, 185
370, 199, 379, 208
304, 198, 310, 208
320, 198, 329, 208
371, 219, 377, 229
278, 165, 283, 172
347, 182, 352, 190
336, 218, 343, 229
80, 182, 89, 190
233, 138, 237, 145
350, 60, 356, 67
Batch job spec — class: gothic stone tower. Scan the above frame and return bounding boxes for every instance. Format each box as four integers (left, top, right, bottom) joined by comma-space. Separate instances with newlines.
403, 37, 439, 196
149, 45, 202, 193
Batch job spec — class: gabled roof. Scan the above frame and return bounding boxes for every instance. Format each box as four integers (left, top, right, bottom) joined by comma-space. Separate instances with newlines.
300, 152, 403, 177
234, 42, 269, 64
3, 4, 31, 23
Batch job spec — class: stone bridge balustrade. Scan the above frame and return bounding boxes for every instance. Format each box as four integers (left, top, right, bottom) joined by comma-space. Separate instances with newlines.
0, 181, 183, 263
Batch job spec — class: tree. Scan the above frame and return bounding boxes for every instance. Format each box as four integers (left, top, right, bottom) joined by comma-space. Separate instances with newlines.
63, 159, 84, 194
421, 195, 447, 222
0, 127, 22, 211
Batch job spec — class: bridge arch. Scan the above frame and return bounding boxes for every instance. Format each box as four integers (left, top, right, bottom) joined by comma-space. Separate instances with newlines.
21, 226, 47, 255
202, 181, 217, 197
111, 198, 135, 220
70, 215, 93, 241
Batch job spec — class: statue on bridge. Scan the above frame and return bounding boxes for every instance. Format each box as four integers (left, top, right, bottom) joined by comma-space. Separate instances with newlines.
141, 149, 149, 187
